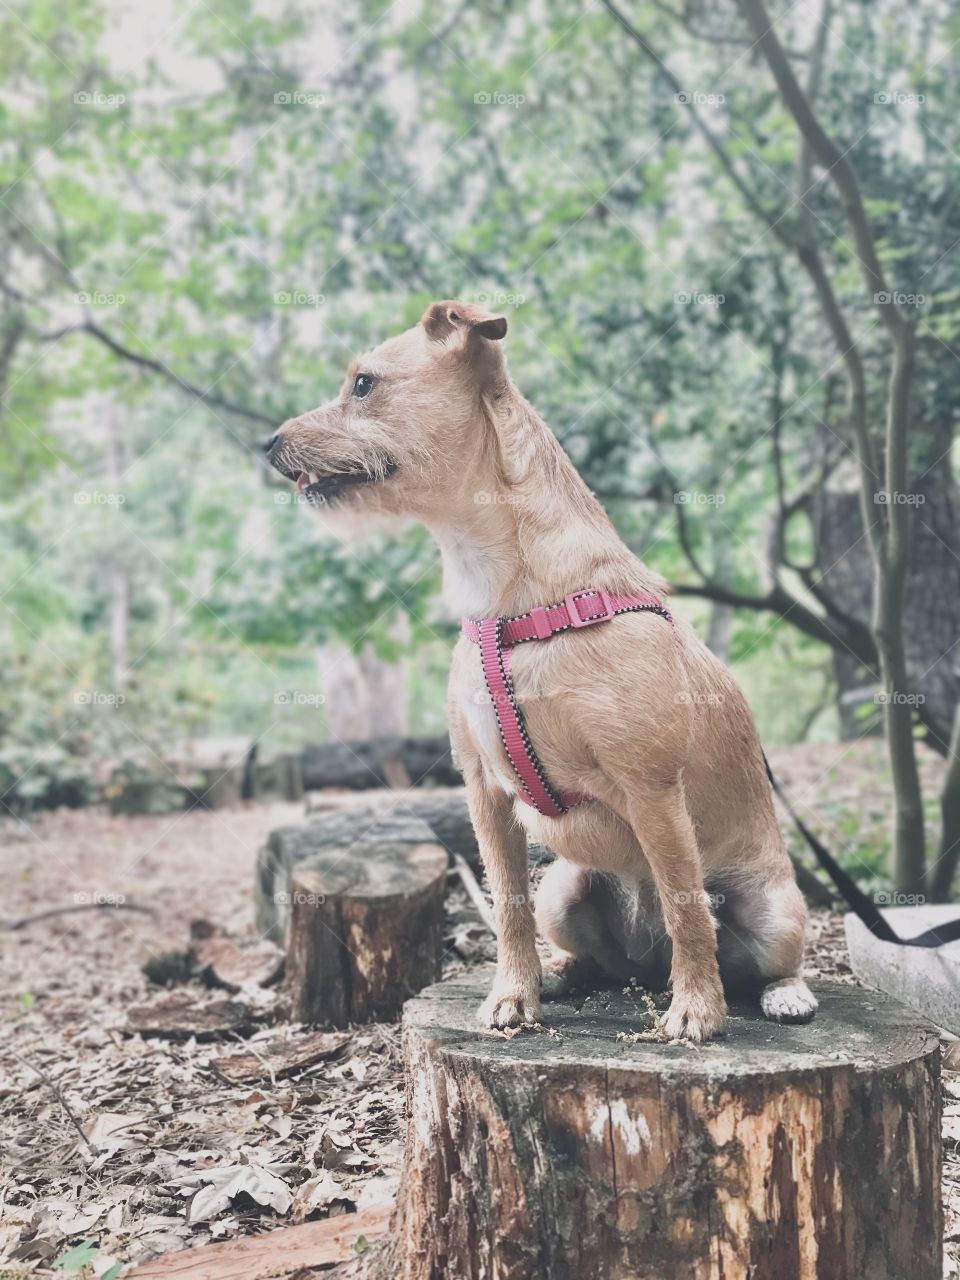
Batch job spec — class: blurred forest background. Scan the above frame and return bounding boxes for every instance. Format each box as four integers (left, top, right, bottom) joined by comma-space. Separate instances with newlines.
2, 0, 959, 893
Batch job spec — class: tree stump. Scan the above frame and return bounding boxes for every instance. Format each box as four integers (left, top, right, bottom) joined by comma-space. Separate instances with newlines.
256, 795, 480, 942
285, 840, 447, 1026
381, 968, 941, 1280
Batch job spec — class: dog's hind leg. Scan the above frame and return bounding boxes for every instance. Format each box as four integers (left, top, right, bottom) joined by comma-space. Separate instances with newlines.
535, 860, 669, 996
715, 871, 818, 1024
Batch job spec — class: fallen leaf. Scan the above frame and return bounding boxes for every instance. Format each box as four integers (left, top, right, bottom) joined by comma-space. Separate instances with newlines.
187, 1162, 293, 1224
54, 1240, 99, 1272
291, 1172, 353, 1223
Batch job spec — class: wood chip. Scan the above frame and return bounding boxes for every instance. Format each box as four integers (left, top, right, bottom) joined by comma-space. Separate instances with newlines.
212, 1030, 352, 1084
125, 994, 261, 1041
124, 1204, 391, 1279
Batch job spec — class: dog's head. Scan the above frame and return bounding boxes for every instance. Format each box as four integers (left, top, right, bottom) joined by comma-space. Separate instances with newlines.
264, 300, 508, 520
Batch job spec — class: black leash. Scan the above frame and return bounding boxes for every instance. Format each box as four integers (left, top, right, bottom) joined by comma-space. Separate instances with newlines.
765, 756, 960, 948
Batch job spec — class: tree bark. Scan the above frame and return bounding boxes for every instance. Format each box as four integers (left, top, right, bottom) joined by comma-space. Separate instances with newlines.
285, 840, 447, 1026
932, 701, 960, 900
377, 970, 942, 1280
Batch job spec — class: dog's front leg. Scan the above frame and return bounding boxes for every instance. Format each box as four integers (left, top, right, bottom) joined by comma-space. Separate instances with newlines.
624, 781, 726, 1042
462, 759, 541, 1028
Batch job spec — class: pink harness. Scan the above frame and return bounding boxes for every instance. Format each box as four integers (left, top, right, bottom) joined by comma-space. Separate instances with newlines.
461, 588, 673, 817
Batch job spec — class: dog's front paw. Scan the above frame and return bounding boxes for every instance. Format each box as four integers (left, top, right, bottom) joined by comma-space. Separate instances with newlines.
661, 988, 726, 1043
478, 985, 542, 1029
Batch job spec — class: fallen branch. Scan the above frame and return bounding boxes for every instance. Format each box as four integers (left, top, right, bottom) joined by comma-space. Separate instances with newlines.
124, 1204, 391, 1280
452, 852, 496, 933
3, 901, 156, 931
6, 1047, 97, 1155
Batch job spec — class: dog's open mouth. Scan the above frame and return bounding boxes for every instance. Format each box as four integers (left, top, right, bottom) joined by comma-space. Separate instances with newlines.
282, 460, 398, 504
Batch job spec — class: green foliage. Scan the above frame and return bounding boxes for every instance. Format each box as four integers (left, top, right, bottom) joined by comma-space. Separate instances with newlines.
1, 0, 956, 783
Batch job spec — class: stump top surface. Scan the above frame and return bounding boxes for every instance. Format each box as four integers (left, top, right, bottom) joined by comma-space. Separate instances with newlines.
292, 840, 447, 898
404, 967, 939, 1080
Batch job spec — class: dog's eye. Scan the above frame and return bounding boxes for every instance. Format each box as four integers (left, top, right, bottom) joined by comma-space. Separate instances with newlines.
353, 373, 375, 399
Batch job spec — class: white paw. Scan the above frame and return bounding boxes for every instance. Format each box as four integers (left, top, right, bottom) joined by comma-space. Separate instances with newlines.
661, 990, 726, 1043
761, 979, 818, 1024
478, 987, 542, 1029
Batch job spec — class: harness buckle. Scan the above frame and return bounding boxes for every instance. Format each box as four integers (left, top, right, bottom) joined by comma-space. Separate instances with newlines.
565, 589, 614, 628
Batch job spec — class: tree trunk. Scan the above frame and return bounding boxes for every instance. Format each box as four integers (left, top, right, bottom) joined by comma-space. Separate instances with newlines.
815, 468, 960, 747
932, 700, 960, 900
103, 397, 130, 692
377, 969, 942, 1280
285, 840, 447, 1026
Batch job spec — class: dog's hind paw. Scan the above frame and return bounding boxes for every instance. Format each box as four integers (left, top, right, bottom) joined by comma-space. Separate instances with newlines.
761, 978, 818, 1024
541, 954, 591, 999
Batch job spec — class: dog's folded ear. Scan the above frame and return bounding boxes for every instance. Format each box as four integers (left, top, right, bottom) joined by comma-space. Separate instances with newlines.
421, 300, 508, 343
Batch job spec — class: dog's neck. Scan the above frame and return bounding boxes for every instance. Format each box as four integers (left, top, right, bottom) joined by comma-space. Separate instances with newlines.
427, 385, 660, 619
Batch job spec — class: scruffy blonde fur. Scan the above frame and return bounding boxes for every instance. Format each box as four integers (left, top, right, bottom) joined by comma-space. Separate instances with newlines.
268, 300, 817, 1041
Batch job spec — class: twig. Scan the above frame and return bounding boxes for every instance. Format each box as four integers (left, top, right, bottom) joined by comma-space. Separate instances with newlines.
3, 901, 157, 931
452, 854, 496, 934
227, 1032, 277, 1089
7, 1047, 97, 1154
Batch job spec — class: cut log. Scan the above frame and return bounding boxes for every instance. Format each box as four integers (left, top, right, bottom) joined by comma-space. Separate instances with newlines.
380, 969, 942, 1280
256, 792, 479, 941
248, 751, 305, 802
299, 734, 460, 791
286, 840, 447, 1027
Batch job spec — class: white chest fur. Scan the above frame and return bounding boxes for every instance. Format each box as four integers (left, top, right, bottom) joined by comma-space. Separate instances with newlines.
459, 679, 518, 795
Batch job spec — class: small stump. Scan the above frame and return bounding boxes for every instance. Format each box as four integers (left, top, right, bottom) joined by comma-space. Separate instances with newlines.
382, 969, 941, 1280
286, 840, 447, 1026
257, 799, 478, 943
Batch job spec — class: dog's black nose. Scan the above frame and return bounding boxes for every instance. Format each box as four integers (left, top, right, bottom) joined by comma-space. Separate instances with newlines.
262, 432, 280, 455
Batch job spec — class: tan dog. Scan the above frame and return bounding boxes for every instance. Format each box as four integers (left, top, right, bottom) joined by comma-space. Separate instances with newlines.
265, 300, 817, 1041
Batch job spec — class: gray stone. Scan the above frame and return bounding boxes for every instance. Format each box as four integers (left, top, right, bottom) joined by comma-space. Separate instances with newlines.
845, 904, 960, 1034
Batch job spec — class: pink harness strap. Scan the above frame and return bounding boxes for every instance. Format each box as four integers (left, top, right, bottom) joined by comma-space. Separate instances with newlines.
464, 588, 673, 818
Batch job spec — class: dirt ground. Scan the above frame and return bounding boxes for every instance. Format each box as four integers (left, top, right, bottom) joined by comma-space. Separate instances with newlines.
1, 740, 958, 1277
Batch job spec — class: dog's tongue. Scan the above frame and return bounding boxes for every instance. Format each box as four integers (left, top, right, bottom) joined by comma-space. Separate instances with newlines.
296, 472, 309, 491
